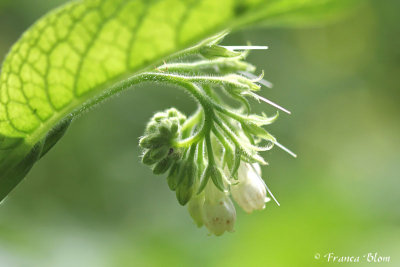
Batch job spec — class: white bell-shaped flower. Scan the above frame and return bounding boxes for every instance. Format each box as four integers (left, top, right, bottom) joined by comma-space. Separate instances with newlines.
231, 162, 269, 213
202, 181, 236, 236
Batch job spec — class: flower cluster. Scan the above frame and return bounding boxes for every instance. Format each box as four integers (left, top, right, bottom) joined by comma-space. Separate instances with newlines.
188, 162, 272, 236
139, 108, 186, 174
138, 32, 294, 236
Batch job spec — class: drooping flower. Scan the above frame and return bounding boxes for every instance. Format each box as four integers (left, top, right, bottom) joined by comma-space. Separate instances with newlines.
202, 181, 236, 236
231, 162, 270, 213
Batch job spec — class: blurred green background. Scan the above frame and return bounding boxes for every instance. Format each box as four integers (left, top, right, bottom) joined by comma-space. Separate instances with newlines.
0, 0, 399, 266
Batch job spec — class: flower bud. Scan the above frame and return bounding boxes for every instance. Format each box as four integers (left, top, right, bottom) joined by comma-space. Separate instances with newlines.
139, 108, 187, 173
231, 162, 268, 213
175, 161, 196, 206
139, 135, 164, 149
150, 146, 169, 161
167, 162, 181, 191
170, 122, 178, 135
141, 149, 157, 165
152, 156, 173, 175
202, 182, 236, 236
176, 184, 194, 206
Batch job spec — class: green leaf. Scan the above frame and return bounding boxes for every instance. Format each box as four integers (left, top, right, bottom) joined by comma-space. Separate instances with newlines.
0, 0, 358, 201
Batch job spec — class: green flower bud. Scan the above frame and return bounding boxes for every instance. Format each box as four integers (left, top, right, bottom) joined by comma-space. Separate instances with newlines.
152, 157, 174, 175
140, 108, 188, 174
142, 149, 158, 165
167, 108, 179, 117
142, 145, 170, 165
139, 135, 164, 149
145, 121, 158, 133
170, 122, 178, 135
175, 162, 196, 205
158, 121, 173, 137
153, 112, 167, 122
176, 182, 194, 206
167, 162, 181, 191
138, 136, 154, 149
150, 146, 169, 161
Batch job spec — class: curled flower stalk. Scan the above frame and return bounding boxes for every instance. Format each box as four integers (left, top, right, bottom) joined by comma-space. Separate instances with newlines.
138, 32, 295, 236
